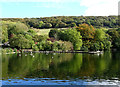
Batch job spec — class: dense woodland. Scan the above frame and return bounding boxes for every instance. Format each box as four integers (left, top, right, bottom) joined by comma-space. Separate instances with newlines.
1, 16, 120, 52
1, 16, 118, 29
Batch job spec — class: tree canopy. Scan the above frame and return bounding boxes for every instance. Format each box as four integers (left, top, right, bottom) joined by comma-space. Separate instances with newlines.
1, 16, 118, 29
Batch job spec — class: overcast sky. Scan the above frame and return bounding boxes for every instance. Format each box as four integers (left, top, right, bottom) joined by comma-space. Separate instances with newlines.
0, 0, 119, 18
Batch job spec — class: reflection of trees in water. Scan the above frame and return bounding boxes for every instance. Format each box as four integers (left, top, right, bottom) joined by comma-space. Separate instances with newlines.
104, 51, 120, 80
56, 53, 83, 73
31, 53, 73, 70
2, 52, 120, 80
2, 53, 73, 79
2, 54, 9, 78
77, 51, 112, 79
77, 53, 96, 77
46, 53, 83, 79
25, 53, 75, 79
95, 51, 112, 75
2, 53, 34, 79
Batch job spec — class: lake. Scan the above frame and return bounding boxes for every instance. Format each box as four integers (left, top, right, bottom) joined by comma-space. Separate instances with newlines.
2, 51, 120, 85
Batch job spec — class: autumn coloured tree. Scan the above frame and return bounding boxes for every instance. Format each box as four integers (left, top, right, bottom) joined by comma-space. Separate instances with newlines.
76, 24, 95, 40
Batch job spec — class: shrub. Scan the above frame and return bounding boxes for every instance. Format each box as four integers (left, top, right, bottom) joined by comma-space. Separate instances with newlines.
1, 49, 6, 53
4, 48, 13, 53
49, 29, 59, 39
33, 35, 48, 42
81, 46, 88, 51
32, 44, 39, 51
27, 29, 36, 36
103, 40, 111, 50
9, 48, 13, 53
90, 42, 100, 51
52, 41, 59, 51
14, 48, 18, 52
38, 43, 44, 51
62, 41, 73, 51
44, 41, 52, 51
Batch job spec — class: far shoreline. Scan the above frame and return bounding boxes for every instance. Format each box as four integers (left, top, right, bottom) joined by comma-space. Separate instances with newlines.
1, 49, 104, 54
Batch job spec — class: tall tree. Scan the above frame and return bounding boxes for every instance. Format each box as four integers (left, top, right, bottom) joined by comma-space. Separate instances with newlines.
76, 24, 95, 40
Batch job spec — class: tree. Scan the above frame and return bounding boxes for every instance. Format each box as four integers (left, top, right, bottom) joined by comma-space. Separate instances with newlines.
70, 22, 76, 27
1, 16, 118, 29
9, 34, 34, 49
59, 22, 67, 28
27, 29, 36, 36
58, 29, 83, 50
90, 42, 100, 51
44, 23, 52, 28
1, 25, 8, 43
44, 41, 52, 51
8, 22, 28, 35
39, 21, 45, 28
33, 35, 48, 42
76, 24, 95, 40
49, 29, 59, 40
103, 40, 111, 50
94, 29, 106, 41
52, 41, 59, 51
32, 44, 39, 51
107, 29, 120, 48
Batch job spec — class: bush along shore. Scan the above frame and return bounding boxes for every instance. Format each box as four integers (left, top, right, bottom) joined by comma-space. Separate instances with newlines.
1, 48, 20, 54
1, 48, 104, 54
1, 20, 120, 54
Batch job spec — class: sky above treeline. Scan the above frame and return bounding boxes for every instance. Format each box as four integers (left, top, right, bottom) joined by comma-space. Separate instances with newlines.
0, 0, 119, 18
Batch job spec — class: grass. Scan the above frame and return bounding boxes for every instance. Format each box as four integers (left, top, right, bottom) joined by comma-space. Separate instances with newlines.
32, 27, 117, 36
34, 29, 51, 36
33, 28, 69, 36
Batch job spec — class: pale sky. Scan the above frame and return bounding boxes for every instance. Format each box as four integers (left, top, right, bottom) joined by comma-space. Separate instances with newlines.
0, 0, 119, 18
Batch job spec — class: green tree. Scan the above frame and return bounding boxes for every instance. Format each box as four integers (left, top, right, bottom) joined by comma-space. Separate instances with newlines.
103, 40, 111, 50
90, 42, 100, 51
27, 29, 36, 36
44, 23, 52, 28
38, 21, 44, 28
1, 25, 8, 43
32, 44, 39, 51
59, 22, 67, 28
49, 29, 59, 40
52, 41, 59, 51
10, 34, 33, 49
33, 35, 48, 42
70, 22, 76, 27
107, 29, 120, 48
58, 29, 83, 50
94, 29, 106, 41
8, 22, 28, 35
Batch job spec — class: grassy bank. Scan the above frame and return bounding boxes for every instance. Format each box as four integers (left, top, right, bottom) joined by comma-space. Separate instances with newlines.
34, 29, 51, 36
33, 28, 69, 36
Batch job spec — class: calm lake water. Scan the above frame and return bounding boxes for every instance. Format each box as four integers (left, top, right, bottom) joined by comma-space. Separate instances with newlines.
2, 51, 120, 85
